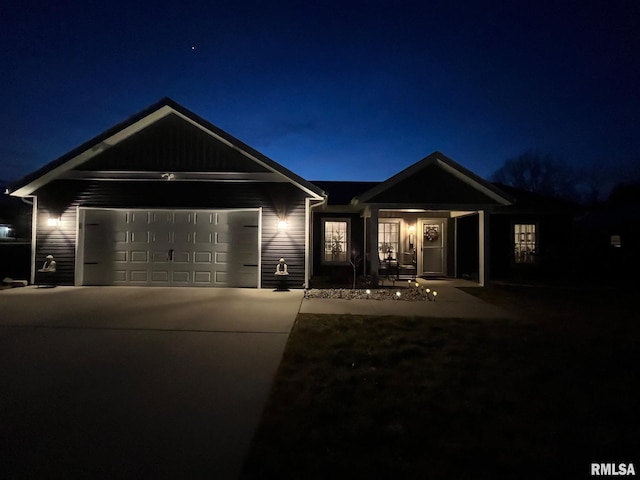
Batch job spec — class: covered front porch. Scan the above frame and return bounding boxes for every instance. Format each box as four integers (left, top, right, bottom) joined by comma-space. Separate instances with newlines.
362, 207, 491, 286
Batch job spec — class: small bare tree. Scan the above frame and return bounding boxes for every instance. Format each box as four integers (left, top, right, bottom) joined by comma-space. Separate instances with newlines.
349, 248, 362, 290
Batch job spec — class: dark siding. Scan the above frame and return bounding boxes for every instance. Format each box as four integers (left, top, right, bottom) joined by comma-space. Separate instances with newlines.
77, 114, 270, 173
33, 180, 308, 288
489, 214, 574, 282
456, 214, 479, 279
35, 206, 77, 285
312, 212, 364, 284
368, 164, 501, 205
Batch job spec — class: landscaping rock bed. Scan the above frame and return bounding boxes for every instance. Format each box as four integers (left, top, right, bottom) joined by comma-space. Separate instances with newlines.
304, 287, 435, 301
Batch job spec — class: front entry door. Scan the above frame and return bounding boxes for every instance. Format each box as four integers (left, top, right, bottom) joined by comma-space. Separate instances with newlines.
421, 220, 445, 275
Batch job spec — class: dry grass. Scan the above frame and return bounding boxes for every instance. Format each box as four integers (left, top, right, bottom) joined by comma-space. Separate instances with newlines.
241, 286, 639, 479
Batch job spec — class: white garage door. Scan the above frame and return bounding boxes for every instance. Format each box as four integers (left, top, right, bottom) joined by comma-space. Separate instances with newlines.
79, 208, 260, 287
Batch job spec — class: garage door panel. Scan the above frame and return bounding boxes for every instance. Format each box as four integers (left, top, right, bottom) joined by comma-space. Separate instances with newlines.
152, 251, 170, 263
194, 232, 213, 244
128, 211, 149, 225
173, 251, 190, 263
81, 209, 259, 287
151, 271, 169, 282
130, 270, 148, 282
194, 212, 214, 225
174, 212, 193, 225
193, 271, 212, 284
172, 271, 191, 283
174, 232, 193, 244
113, 270, 127, 282
131, 231, 150, 244
195, 252, 213, 264
151, 232, 172, 244
131, 251, 149, 263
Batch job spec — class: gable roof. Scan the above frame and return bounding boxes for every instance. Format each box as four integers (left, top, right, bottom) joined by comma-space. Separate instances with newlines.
10, 98, 325, 199
353, 151, 513, 206
310, 180, 380, 205
492, 183, 580, 214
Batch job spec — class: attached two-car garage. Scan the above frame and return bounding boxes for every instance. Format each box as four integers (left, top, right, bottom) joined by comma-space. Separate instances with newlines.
77, 208, 260, 287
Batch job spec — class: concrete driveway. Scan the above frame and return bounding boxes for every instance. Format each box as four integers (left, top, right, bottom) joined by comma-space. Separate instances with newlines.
0, 287, 303, 480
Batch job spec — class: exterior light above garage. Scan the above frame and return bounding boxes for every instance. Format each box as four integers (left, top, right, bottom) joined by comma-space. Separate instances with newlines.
278, 219, 287, 231
47, 216, 60, 227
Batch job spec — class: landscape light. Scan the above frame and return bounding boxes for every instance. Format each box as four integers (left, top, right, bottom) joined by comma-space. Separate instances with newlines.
415, 282, 419, 288
425, 288, 430, 293
395, 291, 401, 298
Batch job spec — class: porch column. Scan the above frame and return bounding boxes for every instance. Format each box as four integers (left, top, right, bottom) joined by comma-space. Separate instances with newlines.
478, 210, 490, 286
369, 207, 379, 277
363, 215, 367, 277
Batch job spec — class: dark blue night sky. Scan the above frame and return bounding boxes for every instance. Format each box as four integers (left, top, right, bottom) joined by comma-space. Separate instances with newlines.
1, 0, 639, 184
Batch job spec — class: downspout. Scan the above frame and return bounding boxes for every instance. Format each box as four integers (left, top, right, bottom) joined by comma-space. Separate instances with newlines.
307, 196, 327, 288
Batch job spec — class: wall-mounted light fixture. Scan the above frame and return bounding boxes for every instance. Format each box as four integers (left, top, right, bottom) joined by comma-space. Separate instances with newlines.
408, 224, 415, 248
278, 219, 287, 231
47, 216, 60, 227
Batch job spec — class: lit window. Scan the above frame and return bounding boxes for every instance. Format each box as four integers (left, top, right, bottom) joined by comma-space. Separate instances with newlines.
514, 224, 536, 263
323, 220, 349, 263
379, 222, 399, 262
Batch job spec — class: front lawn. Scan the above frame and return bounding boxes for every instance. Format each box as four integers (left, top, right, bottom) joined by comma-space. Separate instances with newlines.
240, 286, 638, 479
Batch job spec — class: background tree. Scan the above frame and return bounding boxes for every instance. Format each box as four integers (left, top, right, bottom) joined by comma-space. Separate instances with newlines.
491, 150, 579, 200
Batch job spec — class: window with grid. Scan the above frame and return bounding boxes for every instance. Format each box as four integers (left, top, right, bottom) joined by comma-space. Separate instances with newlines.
323, 220, 348, 263
514, 224, 536, 264
378, 222, 399, 262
